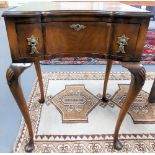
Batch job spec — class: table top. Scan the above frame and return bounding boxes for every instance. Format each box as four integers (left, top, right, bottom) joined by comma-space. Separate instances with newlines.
10, 1, 149, 12
3, 1, 152, 17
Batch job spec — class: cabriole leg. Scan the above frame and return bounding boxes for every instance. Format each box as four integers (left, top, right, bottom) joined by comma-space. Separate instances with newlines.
102, 59, 112, 102
113, 62, 145, 150
6, 63, 34, 152
148, 79, 155, 103
34, 58, 45, 103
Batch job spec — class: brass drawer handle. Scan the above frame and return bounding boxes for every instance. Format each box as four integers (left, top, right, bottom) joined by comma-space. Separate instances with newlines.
70, 24, 86, 31
27, 35, 39, 54
116, 34, 129, 54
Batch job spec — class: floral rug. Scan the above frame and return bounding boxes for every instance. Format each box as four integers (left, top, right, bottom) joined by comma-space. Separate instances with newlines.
14, 72, 155, 153
41, 30, 155, 65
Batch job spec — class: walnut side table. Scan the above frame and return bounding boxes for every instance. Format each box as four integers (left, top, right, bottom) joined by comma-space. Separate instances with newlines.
2, 1, 152, 152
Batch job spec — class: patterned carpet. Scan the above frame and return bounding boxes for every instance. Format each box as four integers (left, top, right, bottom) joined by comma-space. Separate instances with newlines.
41, 30, 155, 65
14, 72, 155, 153
142, 30, 155, 63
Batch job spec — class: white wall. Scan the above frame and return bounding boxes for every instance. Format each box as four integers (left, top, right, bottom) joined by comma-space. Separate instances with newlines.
7, 0, 53, 6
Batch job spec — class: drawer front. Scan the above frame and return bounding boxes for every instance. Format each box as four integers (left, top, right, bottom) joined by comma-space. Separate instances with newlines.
16, 23, 44, 58
45, 22, 112, 56
111, 23, 140, 61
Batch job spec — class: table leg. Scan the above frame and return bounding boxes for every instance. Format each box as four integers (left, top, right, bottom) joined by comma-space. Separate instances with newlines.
34, 58, 45, 103
102, 59, 112, 102
6, 63, 34, 152
148, 79, 155, 103
113, 62, 145, 150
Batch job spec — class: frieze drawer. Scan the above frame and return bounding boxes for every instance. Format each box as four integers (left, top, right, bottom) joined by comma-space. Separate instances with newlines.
45, 22, 112, 56
111, 23, 140, 61
16, 23, 44, 58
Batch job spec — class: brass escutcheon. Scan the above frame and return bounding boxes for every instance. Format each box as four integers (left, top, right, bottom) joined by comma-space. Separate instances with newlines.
70, 24, 86, 31
116, 34, 129, 54
27, 35, 39, 54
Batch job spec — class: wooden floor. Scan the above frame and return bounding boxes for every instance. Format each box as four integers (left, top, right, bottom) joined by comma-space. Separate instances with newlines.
0, 1, 8, 8
57, 1, 155, 6
121, 1, 155, 6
